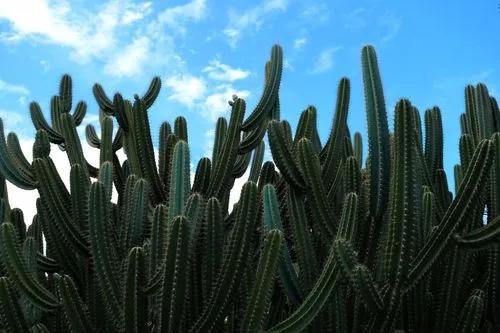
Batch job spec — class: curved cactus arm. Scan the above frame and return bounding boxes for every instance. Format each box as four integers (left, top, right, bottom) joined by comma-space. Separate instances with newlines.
132, 97, 165, 203
268, 120, 305, 189
192, 157, 211, 194
293, 107, 316, 145
0, 223, 60, 311
0, 119, 37, 189
241, 229, 283, 333
263, 184, 302, 304
32, 158, 89, 257
380, 99, 421, 285
85, 124, 101, 148
88, 181, 124, 329
55, 274, 95, 333
30, 102, 64, 144
208, 98, 246, 199
0, 277, 30, 333
201, 197, 224, 301
232, 150, 252, 178
265, 244, 341, 332
92, 83, 114, 114
60, 113, 89, 179
124, 247, 148, 333
454, 289, 485, 333
6, 133, 33, 179
248, 141, 265, 183
408, 139, 494, 287
453, 215, 500, 249
190, 182, 258, 333
321, 77, 350, 190
159, 216, 191, 333
475, 83, 494, 140
142, 76, 161, 109
36, 252, 59, 273
239, 114, 269, 154
361, 45, 390, 220
73, 101, 87, 126
70, 163, 90, 232
168, 140, 191, 223
113, 93, 129, 131
297, 138, 335, 240
121, 177, 150, 251
242, 44, 282, 132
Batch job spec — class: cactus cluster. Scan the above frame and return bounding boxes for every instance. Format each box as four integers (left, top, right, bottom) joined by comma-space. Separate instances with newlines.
0, 44, 499, 332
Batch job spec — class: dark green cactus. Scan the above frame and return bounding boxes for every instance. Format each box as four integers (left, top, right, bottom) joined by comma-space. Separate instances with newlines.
0, 44, 498, 333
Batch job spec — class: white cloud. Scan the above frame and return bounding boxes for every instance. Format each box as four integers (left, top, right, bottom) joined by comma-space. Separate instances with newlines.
0, 79, 30, 95
310, 46, 342, 74
104, 36, 151, 77
155, 0, 206, 35
203, 60, 251, 82
165, 74, 207, 107
0, 0, 204, 77
293, 37, 307, 49
121, 1, 153, 25
202, 84, 250, 121
40, 60, 50, 73
379, 13, 401, 43
0, 110, 24, 131
224, 0, 288, 47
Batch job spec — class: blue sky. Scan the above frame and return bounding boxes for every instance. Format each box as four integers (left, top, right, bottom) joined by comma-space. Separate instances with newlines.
0, 0, 499, 217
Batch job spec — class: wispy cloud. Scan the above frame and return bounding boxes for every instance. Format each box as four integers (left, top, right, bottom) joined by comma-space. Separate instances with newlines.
0, 109, 24, 130
0, 79, 30, 95
293, 37, 307, 50
299, 2, 329, 24
434, 69, 498, 97
310, 47, 342, 74
223, 0, 288, 47
0, 0, 207, 78
39, 60, 50, 73
203, 60, 251, 82
165, 74, 207, 108
379, 12, 402, 43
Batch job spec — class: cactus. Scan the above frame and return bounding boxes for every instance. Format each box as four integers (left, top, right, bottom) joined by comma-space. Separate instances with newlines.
0, 44, 498, 333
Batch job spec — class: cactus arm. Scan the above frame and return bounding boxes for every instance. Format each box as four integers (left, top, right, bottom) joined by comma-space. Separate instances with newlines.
69, 163, 90, 232
132, 97, 165, 203
454, 289, 485, 333
88, 181, 124, 329
150, 204, 168, 275
192, 157, 211, 195
361, 45, 390, 220
122, 178, 150, 250
60, 113, 89, 179
453, 215, 500, 249
0, 119, 37, 189
354, 132, 363, 166
0, 277, 30, 333
142, 76, 161, 109
380, 99, 421, 285
124, 247, 148, 333
92, 83, 114, 114
168, 140, 191, 222
242, 45, 282, 132
99, 116, 113, 166
240, 229, 283, 333
190, 182, 258, 333
36, 252, 59, 273
266, 244, 341, 333
321, 78, 350, 190
85, 124, 101, 148
211, 117, 227, 168
55, 274, 95, 333
239, 115, 269, 154
6, 133, 33, 178
408, 139, 494, 286
73, 101, 87, 126
232, 151, 252, 178
248, 141, 265, 183
297, 138, 335, 240
0, 223, 59, 311
29, 102, 64, 144
263, 184, 302, 304
268, 120, 305, 190
173, 116, 188, 142
207, 98, 245, 199
159, 216, 191, 333
201, 197, 224, 301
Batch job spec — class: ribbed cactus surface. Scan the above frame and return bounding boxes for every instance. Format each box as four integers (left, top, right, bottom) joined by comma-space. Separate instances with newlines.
0, 44, 499, 333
